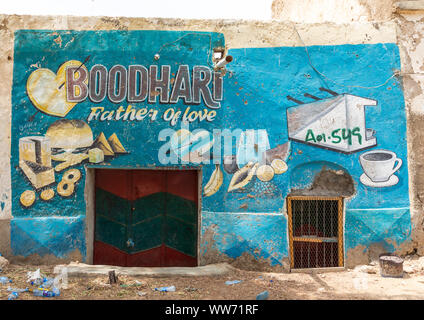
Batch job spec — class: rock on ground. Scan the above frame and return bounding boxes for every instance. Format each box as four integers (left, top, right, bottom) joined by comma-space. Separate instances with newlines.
403, 256, 424, 274
0, 256, 9, 271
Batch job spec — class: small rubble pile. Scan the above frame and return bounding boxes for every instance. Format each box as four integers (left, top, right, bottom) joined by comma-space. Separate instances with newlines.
402, 256, 424, 274
352, 254, 424, 277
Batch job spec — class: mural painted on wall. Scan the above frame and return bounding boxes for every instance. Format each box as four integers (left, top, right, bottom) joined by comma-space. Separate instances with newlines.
287, 92, 378, 153
10, 29, 411, 261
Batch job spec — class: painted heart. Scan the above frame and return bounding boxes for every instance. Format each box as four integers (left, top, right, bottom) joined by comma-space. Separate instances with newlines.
26, 60, 88, 117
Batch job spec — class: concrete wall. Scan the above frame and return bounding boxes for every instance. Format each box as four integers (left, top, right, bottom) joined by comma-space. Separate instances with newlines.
395, 10, 424, 256
271, 0, 396, 23
0, 10, 420, 268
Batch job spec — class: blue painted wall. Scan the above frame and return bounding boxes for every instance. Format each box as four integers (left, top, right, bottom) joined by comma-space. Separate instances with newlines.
10, 30, 410, 265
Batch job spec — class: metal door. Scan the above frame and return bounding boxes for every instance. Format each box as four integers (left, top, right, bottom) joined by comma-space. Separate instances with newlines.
287, 196, 344, 269
93, 169, 198, 267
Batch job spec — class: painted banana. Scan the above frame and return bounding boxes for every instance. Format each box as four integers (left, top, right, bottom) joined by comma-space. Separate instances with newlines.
228, 161, 259, 192
203, 164, 224, 197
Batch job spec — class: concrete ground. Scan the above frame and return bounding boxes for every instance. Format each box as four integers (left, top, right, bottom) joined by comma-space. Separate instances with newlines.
53, 262, 234, 277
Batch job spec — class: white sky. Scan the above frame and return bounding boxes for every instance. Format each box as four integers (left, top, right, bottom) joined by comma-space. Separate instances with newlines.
0, 0, 273, 20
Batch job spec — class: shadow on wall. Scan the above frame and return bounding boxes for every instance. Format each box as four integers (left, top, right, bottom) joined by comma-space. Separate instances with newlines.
289, 161, 355, 197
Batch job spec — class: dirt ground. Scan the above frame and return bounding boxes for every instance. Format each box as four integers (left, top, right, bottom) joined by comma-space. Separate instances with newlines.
2, 255, 424, 300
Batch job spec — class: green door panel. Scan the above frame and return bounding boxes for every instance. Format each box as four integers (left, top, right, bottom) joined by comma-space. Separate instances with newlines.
95, 215, 127, 252
132, 192, 165, 222
96, 188, 131, 225
130, 216, 164, 253
165, 216, 197, 257
166, 193, 197, 224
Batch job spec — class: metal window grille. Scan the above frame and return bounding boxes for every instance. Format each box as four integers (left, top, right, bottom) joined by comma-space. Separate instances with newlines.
287, 196, 344, 269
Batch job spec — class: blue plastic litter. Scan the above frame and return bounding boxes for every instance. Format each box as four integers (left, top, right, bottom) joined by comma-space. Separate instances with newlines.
7, 286, 29, 293
225, 280, 242, 285
32, 287, 60, 297
256, 291, 269, 300
0, 276, 12, 284
155, 285, 176, 292
8, 292, 18, 300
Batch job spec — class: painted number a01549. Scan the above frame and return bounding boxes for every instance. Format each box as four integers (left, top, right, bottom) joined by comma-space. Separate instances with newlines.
305, 127, 363, 146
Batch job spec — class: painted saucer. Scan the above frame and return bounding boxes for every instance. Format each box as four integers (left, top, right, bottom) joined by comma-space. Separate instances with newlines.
360, 173, 399, 188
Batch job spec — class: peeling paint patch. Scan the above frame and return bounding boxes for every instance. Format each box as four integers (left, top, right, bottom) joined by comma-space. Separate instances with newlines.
52, 32, 62, 47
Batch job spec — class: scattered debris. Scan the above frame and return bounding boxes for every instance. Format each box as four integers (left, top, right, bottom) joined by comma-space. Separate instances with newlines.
54, 267, 68, 289
8, 292, 18, 300
120, 280, 144, 288
137, 291, 147, 297
27, 269, 44, 285
402, 256, 424, 274
7, 286, 29, 293
40, 277, 55, 289
256, 290, 269, 300
184, 286, 198, 292
108, 270, 118, 285
0, 276, 12, 284
32, 287, 60, 297
225, 280, 242, 285
24, 268, 63, 297
117, 276, 144, 287
120, 282, 144, 288
354, 265, 378, 274
155, 285, 176, 292
91, 277, 111, 288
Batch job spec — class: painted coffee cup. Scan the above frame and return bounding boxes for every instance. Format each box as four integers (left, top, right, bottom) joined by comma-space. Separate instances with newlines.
359, 149, 402, 182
